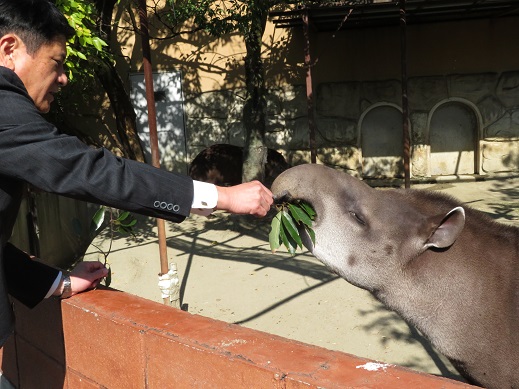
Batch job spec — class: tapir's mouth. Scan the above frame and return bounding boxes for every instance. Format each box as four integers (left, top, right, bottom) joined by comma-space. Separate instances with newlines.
271, 190, 318, 252
272, 190, 293, 204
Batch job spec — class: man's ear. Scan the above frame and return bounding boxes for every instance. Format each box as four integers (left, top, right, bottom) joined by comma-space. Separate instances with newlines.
0, 34, 18, 69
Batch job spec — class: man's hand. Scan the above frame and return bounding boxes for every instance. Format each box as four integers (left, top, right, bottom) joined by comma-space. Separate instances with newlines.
215, 181, 273, 217
68, 261, 108, 297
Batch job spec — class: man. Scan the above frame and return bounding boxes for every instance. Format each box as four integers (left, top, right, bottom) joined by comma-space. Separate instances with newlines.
0, 0, 273, 346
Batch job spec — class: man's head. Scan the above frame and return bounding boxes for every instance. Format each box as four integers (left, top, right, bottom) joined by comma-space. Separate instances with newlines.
0, 0, 75, 112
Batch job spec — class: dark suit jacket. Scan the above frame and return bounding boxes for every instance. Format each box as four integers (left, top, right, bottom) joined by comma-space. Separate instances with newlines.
0, 66, 195, 345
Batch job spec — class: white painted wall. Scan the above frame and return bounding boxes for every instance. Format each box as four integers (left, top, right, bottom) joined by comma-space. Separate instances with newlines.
130, 71, 187, 174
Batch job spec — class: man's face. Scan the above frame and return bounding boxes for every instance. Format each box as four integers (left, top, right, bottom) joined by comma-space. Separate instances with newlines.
12, 36, 68, 113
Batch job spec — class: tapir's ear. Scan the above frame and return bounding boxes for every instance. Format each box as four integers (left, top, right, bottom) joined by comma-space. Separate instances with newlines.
424, 206, 466, 249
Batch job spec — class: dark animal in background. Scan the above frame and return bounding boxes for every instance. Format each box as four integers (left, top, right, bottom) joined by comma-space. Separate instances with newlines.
189, 144, 290, 188
271, 164, 519, 389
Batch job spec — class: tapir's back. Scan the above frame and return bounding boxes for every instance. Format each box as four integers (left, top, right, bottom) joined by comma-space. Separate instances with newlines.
401, 187, 519, 387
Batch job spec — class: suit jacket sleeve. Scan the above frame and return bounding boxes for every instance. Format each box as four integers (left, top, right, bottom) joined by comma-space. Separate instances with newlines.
0, 67, 194, 311
4, 243, 60, 308
0, 68, 194, 222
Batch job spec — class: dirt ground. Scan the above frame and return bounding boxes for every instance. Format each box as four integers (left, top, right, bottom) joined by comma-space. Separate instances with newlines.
83, 174, 519, 383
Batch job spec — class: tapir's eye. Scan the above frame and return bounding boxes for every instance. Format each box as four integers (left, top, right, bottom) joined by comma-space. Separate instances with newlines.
349, 211, 366, 226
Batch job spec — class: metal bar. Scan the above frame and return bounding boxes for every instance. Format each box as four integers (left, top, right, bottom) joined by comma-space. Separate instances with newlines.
270, 0, 519, 30
137, 0, 170, 300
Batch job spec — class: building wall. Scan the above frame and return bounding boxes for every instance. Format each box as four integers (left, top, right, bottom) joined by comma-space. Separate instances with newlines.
145, 15, 519, 178
72, 5, 519, 178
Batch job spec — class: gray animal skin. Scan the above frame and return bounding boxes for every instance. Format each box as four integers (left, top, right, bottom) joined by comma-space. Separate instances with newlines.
271, 164, 519, 389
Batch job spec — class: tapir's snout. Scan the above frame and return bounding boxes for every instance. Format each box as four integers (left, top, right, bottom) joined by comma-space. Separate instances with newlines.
271, 164, 330, 204
272, 190, 293, 204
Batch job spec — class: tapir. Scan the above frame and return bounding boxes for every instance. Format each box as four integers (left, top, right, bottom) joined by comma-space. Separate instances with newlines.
271, 164, 519, 389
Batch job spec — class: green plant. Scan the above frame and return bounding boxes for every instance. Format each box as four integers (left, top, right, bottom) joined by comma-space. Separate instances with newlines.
56, 0, 110, 81
269, 201, 316, 255
90, 206, 137, 286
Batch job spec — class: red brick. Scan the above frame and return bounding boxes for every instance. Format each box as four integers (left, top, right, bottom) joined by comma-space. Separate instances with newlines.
16, 337, 66, 389
61, 299, 146, 389
66, 369, 102, 389
12, 297, 65, 362
65, 288, 194, 332
0, 336, 19, 388
145, 332, 283, 388
61, 289, 473, 389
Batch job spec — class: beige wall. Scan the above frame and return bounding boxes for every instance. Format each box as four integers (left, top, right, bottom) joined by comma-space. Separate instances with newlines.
109, 4, 519, 179
112, 1, 299, 94
112, 5, 519, 95
290, 17, 519, 85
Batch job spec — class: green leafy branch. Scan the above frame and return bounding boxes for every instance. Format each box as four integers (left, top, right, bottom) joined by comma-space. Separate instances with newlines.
90, 206, 137, 287
269, 201, 316, 255
56, 0, 110, 81
90, 206, 137, 263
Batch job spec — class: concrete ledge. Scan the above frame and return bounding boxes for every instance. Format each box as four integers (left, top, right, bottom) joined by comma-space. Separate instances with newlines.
1, 288, 475, 388
365, 172, 519, 188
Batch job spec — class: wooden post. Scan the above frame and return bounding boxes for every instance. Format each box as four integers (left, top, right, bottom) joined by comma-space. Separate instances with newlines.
400, 0, 411, 188
302, 10, 317, 164
399, 0, 411, 188
137, 0, 170, 303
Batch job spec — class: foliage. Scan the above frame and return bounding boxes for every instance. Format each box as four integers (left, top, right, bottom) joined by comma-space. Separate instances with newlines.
89, 206, 138, 286
164, 0, 363, 35
55, 0, 110, 81
270, 201, 315, 255
164, 1, 310, 182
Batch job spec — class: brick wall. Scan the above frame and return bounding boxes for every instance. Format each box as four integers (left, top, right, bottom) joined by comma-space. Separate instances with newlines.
0, 288, 475, 388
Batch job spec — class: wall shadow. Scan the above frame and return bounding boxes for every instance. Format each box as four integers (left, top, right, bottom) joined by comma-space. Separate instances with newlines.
1, 298, 66, 388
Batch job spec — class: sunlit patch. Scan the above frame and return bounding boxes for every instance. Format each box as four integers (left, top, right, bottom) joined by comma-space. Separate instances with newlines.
356, 362, 392, 372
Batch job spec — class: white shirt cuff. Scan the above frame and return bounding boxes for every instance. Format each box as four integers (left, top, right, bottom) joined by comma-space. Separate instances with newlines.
45, 271, 62, 299
191, 180, 218, 216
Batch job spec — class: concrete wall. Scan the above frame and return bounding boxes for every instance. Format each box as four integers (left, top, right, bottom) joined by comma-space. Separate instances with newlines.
64, 5, 518, 180
0, 289, 475, 388
150, 15, 519, 179
182, 70, 519, 179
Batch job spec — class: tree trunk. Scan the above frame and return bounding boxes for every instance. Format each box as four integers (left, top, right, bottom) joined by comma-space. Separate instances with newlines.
242, 6, 268, 183
93, 58, 145, 162
94, 0, 145, 162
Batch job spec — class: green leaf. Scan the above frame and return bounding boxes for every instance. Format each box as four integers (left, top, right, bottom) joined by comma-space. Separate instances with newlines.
90, 206, 106, 233
117, 226, 131, 234
281, 210, 302, 249
92, 37, 108, 51
300, 202, 316, 219
269, 201, 316, 256
305, 226, 316, 246
269, 212, 282, 252
287, 203, 313, 228
117, 211, 130, 222
119, 219, 137, 228
76, 51, 87, 60
279, 217, 296, 255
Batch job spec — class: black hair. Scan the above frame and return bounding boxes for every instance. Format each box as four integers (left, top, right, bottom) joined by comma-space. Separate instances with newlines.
0, 0, 75, 54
